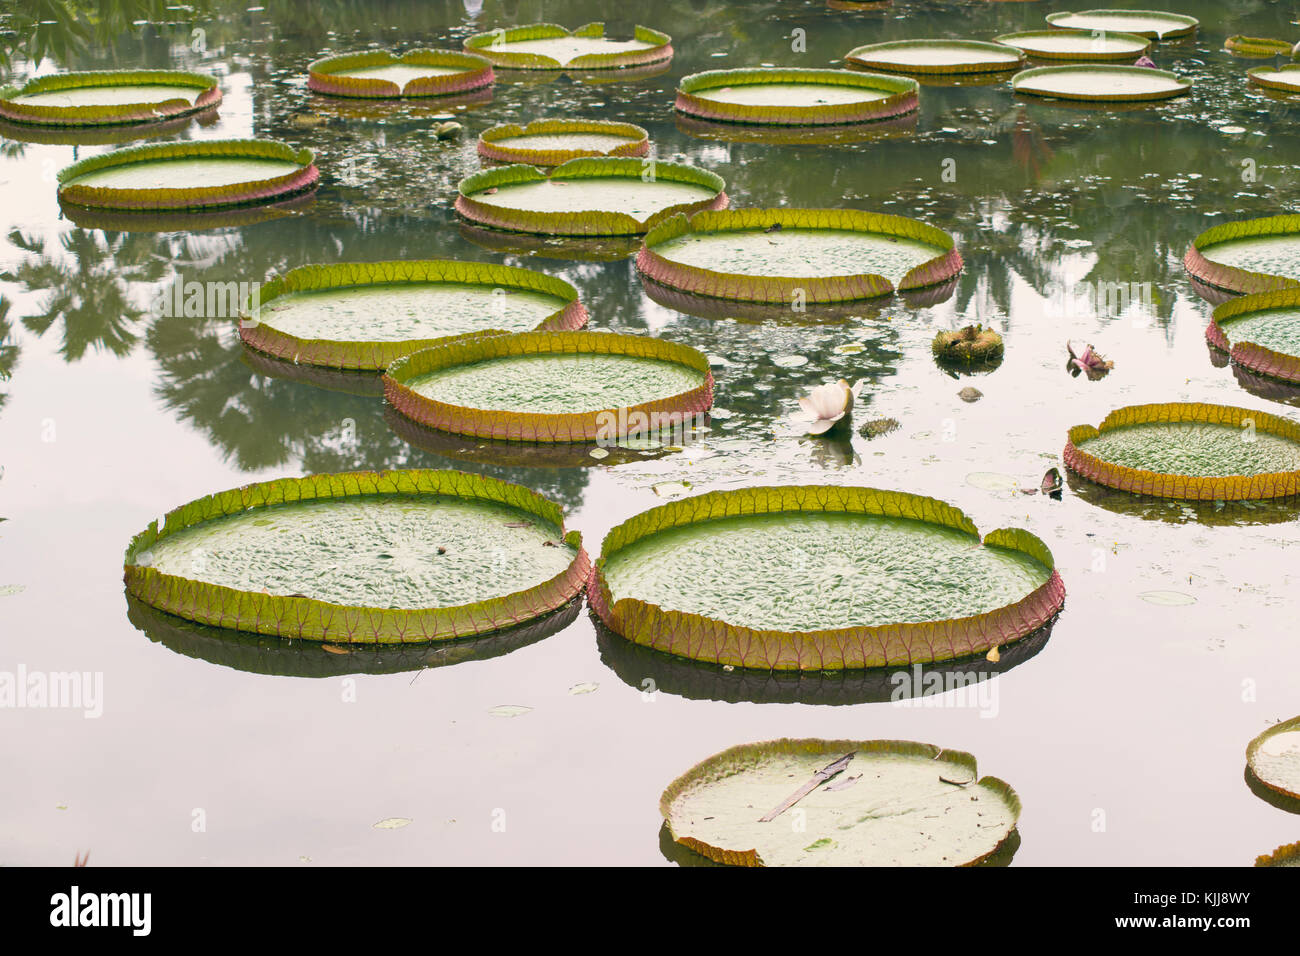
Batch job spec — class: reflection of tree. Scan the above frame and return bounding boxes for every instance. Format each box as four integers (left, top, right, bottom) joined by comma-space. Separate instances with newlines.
0, 296, 19, 413
3, 228, 167, 361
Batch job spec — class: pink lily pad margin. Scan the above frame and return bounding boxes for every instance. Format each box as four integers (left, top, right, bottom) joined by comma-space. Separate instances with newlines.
675, 67, 919, 126
1183, 214, 1300, 295
1206, 288, 1300, 385
0, 69, 221, 126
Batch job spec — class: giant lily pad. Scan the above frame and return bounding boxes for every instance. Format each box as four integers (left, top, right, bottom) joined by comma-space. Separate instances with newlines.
239, 260, 587, 371
0, 69, 221, 126
1207, 289, 1300, 386
307, 49, 494, 98
1248, 63, 1300, 93
123, 470, 589, 643
590, 486, 1064, 671
660, 738, 1021, 866
993, 30, 1151, 61
464, 22, 672, 71
455, 157, 726, 236
844, 39, 1023, 75
1045, 9, 1199, 40
478, 119, 648, 165
57, 139, 318, 211
1247, 717, 1300, 801
674, 68, 918, 125
637, 209, 961, 304
384, 330, 713, 443
1184, 215, 1300, 295
1228, 36, 1296, 58
1064, 403, 1300, 500
1012, 64, 1191, 102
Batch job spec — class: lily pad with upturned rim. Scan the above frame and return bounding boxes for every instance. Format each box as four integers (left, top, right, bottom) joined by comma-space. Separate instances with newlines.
477, 119, 649, 165
464, 22, 672, 71
1227, 36, 1296, 58
383, 330, 714, 444
1207, 289, 1300, 387
589, 485, 1065, 671
238, 260, 587, 371
674, 68, 918, 126
660, 738, 1021, 866
57, 139, 319, 211
1184, 215, 1300, 295
0, 69, 221, 126
844, 39, 1024, 75
1247, 717, 1300, 802
993, 30, 1151, 62
307, 49, 494, 98
123, 469, 589, 643
637, 209, 961, 304
1012, 64, 1191, 102
1256, 841, 1300, 866
1247, 63, 1300, 93
455, 157, 726, 237
1064, 403, 1300, 501
1045, 9, 1199, 40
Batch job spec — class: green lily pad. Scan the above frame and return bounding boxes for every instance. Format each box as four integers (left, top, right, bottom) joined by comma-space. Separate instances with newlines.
844, 39, 1023, 75
465, 22, 672, 71
0, 69, 220, 126
1249, 64, 1300, 92
1208, 289, 1300, 386
675, 68, 918, 125
1185, 216, 1300, 295
478, 119, 648, 165
1045, 9, 1199, 40
1075, 421, 1300, 477
1247, 717, 1300, 801
308, 49, 494, 98
993, 30, 1150, 61
1213, 306, 1300, 356
660, 738, 1020, 866
1012, 65, 1191, 102
1227, 36, 1296, 58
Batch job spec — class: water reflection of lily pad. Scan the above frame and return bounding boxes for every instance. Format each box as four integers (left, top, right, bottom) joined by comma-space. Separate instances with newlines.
59, 191, 317, 233
660, 738, 1021, 866
0, 108, 216, 146
458, 221, 642, 262
240, 347, 386, 397
1247, 717, 1300, 802
674, 110, 918, 145
1064, 468, 1300, 524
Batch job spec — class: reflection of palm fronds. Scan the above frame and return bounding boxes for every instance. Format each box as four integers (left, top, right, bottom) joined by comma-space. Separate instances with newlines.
0, 296, 19, 413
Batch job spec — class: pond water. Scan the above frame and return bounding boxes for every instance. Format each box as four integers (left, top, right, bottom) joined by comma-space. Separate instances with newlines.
2, 0, 1300, 867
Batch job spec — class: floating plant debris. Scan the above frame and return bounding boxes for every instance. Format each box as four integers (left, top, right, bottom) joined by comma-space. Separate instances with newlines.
464, 23, 672, 71
1012, 65, 1191, 102
57, 139, 318, 211
1185, 215, 1300, 294
590, 485, 1064, 670
638, 208, 961, 303
307, 49, 494, 98
384, 330, 713, 443
844, 39, 1023, 75
1247, 63, 1300, 93
0, 69, 221, 126
674, 68, 918, 125
239, 260, 586, 371
1207, 289, 1300, 386
932, 325, 1004, 368
1065, 403, 1300, 500
1066, 340, 1113, 379
478, 119, 648, 165
1247, 717, 1300, 801
660, 738, 1020, 866
455, 157, 725, 236
993, 30, 1150, 62
123, 470, 588, 643
1044, 9, 1199, 41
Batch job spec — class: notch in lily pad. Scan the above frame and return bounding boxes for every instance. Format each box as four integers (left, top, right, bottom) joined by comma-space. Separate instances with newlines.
307, 49, 494, 98
464, 22, 672, 72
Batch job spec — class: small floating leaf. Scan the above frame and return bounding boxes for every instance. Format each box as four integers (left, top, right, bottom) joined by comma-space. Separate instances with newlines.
373, 817, 412, 829
488, 704, 533, 717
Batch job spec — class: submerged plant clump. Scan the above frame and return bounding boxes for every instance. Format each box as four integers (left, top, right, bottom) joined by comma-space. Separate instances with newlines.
674, 68, 918, 126
932, 324, 1004, 368
0, 69, 221, 126
660, 738, 1021, 866
307, 49, 494, 98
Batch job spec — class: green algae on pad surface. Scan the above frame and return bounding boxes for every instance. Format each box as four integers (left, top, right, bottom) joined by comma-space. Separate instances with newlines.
384, 330, 713, 443
124, 470, 588, 643
307, 50, 493, 98
675, 68, 918, 125
464, 23, 672, 71
1012, 65, 1190, 102
456, 157, 725, 236
1184, 215, 1300, 295
844, 40, 1023, 75
1045, 9, 1199, 40
589, 486, 1064, 671
239, 260, 586, 370
1207, 289, 1300, 386
1248, 64, 1300, 93
1065, 403, 1300, 500
1247, 717, 1300, 801
660, 739, 1020, 867
478, 120, 648, 165
992, 30, 1150, 61
57, 139, 318, 211
637, 209, 960, 303
0, 70, 220, 126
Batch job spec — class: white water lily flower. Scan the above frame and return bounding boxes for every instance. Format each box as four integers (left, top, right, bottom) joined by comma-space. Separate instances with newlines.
791, 379, 864, 435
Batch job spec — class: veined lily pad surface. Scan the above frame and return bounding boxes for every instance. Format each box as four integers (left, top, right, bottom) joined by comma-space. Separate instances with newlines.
478, 119, 648, 165
844, 39, 1024, 75
1247, 717, 1300, 801
124, 470, 588, 643
661, 739, 1020, 866
1065, 403, 1300, 500
1045, 9, 1199, 40
464, 23, 672, 71
307, 49, 493, 98
1207, 289, 1300, 386
1248, 64, 1300, 93
1185, 215, 1300, 294
455, 157, 726, 236
590, 486, 1064, 671
674, 68, 918, 125
1012, 65, 1191, 102
57, 139, 318, 210
384, 330, 713, 443
993, 30, 1151, 61
239, 260, 587, 370
0, 70, 221, 126
637, 209, 962, 303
